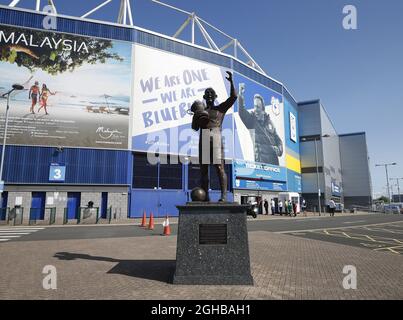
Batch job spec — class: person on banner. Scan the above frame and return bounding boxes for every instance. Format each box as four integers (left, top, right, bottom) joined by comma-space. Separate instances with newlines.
29, 81, 40, 114
238, 83, 284, 165
38, 84, 56, 115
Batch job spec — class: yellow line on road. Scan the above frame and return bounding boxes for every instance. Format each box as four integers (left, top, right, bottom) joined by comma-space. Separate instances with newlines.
365, 235, 376, 242
277, 221, 403, 234
315, 231, 399, 246
374, 245, 403, 251
387, 248, 400, 254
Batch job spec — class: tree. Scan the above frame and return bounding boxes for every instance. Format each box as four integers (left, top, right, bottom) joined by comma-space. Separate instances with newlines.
375, 196, 390, 204
0, 25, 123, 75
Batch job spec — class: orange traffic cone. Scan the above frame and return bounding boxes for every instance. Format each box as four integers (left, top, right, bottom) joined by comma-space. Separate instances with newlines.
140, 210, 147, 227
162, 215, 171, 236
148, 212, 155, 230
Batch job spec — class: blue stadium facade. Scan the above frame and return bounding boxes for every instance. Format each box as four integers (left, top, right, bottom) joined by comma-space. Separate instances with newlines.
0, 5, 370, 226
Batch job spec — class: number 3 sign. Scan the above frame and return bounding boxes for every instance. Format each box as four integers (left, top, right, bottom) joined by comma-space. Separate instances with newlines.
49, 164, 66, 182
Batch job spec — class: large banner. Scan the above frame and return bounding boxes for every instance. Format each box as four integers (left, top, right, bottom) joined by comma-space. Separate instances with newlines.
233, 73, 286, 167
132, 44, 234, 158
0, 25, 132, 149
232, 73, 287, 190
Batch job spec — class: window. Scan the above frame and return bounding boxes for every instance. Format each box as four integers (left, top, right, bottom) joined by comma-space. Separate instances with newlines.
188, 164, 201, 190
189, 164, 231, 191
301, 167, 324, 174
159, 157, 182, 190
210, 164, 232, 191
133, 153, 158, 189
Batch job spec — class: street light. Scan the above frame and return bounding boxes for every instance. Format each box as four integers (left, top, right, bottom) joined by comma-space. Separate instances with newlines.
375, 163, 397, 202
301, 134, 330, 216
0, 84, 25, 193
390, 178, 403, 203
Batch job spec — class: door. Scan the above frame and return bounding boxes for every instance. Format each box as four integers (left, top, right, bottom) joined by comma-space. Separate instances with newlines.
67, 192, 81, 220
31, 192, 46, 220
101, 192, 108, 219
0, 192, 8, 220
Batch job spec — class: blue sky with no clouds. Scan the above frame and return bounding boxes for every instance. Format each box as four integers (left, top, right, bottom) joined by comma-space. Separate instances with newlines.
1, 0, 402, 197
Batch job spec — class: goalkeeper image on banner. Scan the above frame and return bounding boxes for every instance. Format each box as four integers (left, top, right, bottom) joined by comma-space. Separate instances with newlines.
238, 83, 284, 165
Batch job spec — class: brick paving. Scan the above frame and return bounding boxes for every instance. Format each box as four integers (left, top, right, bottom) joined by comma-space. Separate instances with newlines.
0, 231, 402, 300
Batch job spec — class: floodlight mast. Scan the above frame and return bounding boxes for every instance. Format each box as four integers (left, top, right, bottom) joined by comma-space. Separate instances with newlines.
9, 0, 56, 14
151, 0, 267, 75
7, 0, 266, 74
9, 0, 134, 26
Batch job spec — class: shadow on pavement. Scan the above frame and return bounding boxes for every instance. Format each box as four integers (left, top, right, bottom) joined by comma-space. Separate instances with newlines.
54, 252, 175, 283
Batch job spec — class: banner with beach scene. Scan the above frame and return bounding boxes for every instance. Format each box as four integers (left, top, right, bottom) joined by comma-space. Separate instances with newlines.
0, 25, 132, 149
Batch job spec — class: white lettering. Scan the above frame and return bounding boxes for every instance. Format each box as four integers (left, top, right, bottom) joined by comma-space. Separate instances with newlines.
42, 265, 57, 290
42, 5, 57, 30
343, 5, 358, 30
343, 265, 357, 289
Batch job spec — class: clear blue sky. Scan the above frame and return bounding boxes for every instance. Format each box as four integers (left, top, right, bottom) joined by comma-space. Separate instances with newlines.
1, 0, 402, 197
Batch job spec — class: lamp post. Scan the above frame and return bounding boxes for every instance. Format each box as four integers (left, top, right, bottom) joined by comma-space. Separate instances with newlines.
0, 84, 24, 193
375, 163, 397, 202
390, 178, 403, 203
301, 134, 330, 216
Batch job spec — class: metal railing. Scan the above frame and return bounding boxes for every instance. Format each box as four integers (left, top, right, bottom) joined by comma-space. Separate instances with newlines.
29, 208, 42, 225
48, 207, 56, 225
9, 207, 24, 226
98, 206, 113, 224
78, 207, 100, 224
63, 208, 68, 225
28, 207, 56, 225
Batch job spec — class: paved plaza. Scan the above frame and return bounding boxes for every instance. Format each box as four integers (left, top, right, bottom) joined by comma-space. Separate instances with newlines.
0, 226, 402, 300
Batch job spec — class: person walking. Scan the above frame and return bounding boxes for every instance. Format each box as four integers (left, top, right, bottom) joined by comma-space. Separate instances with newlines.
292, 201, 297, 217
271, 199, 276, 215
301, 199, 306, 213
264, 199, 269, 215
301, 198, 307, 216
260, 200, 264, 215
329, 199, 336, 217
288, 200, 293, 217
278, 200, 283, 215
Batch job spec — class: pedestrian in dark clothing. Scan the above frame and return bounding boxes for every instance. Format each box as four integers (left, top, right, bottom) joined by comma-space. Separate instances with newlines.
264, 200, 269, 215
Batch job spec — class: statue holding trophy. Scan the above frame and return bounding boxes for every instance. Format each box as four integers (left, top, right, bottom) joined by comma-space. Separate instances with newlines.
175, 72, 253, 286
190, 71, 237, 202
